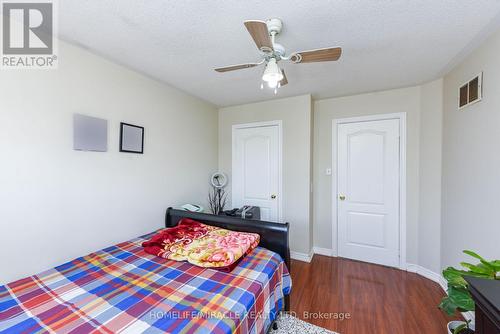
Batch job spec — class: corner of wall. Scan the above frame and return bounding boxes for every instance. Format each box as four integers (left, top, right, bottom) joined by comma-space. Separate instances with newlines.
416, 78, 444, 274
308, 95, 314, 255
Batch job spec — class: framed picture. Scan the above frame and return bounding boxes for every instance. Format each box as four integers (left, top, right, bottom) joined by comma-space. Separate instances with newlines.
119, 122, 144, 154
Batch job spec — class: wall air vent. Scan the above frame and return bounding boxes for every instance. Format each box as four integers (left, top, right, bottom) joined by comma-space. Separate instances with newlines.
459, 72, 482, 110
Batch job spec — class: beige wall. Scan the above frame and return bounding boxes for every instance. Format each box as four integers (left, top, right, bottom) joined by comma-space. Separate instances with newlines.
218, 95, 313, 255
442, 28, 500, 268
312, 87, 421, 264
0, 40, 218, 284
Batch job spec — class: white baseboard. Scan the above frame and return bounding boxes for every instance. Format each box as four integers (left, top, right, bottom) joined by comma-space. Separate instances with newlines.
406, 263, 446, 290
290, 250, 313, 263
438, 276, 448, 292
312, 247, 335, 257
291, 247, 332, 262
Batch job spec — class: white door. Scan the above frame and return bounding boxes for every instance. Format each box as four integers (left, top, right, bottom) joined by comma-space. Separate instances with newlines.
337, 119, 400, 267
232, 123, 281, 222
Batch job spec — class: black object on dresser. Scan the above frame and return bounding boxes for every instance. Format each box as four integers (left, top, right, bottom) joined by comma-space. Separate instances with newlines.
465, 276, 500, 334
223, 206, 261, 220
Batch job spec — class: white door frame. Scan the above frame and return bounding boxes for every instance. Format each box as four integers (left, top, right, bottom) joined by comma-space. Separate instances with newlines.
232, 120, 283, 223
331, 112, 407, 269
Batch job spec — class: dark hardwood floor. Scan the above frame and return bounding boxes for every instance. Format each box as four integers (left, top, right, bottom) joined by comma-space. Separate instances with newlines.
289, 255, 460, 334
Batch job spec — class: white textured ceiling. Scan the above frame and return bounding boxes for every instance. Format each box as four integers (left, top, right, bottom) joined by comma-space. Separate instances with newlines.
59, 1, 500, 107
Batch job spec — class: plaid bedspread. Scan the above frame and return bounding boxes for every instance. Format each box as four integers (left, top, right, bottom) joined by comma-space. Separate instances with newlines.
0, 232, 291, 334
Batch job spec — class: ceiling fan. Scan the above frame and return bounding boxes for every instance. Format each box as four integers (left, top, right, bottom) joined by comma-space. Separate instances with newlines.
214, 18, 342, 94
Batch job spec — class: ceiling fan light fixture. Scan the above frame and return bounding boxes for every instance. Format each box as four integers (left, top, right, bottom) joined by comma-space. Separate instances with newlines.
262, 58, 283, 84
214, 18, 342, 91
268, 80, 279, 89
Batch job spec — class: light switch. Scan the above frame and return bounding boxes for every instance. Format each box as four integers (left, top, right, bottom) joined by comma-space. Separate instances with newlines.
326, 168, 332, 175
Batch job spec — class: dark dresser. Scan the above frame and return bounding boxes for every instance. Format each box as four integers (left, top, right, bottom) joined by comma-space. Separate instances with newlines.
465, 277, 500, 334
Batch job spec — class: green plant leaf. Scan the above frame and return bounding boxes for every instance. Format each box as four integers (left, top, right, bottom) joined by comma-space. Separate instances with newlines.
460, 262, 495, 276
439, 296, 458, 316
480, 260, 498, 272
463, 250, 486, 262
489, 260, 500, 272
453, 323, 467, 334
443, 267, 467, 288
448, 286, 475, 312
460, 269, 494, 278
463, 250, 500, 275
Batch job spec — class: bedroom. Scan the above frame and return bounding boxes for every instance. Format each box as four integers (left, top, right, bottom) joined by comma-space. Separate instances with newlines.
0, 1, 499, 334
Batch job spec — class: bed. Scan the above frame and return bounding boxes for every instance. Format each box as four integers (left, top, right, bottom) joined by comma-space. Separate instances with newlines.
0, 209, 291, 334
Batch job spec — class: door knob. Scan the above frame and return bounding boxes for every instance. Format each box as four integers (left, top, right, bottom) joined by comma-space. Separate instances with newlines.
339, 194, 346, 201
271, 194, 277, 199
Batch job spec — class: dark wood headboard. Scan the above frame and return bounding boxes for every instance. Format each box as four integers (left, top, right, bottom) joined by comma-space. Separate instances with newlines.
165, 208, 291, 311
